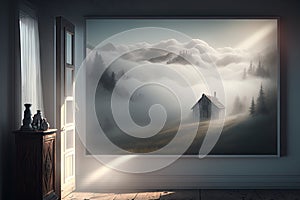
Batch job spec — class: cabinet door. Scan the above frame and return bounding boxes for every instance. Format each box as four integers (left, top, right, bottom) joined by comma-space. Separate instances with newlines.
16, 135, 42, 200
42, 136, 56, 198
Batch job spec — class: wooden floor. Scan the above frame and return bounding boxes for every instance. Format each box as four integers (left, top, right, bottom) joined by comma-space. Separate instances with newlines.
63, 190, 300, 200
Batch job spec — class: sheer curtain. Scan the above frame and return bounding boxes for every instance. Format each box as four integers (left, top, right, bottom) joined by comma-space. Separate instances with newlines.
19, 14, 44, 115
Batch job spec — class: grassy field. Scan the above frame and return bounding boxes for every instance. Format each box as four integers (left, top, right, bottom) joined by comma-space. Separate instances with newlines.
110, 113, 278, 155
209, 114, 278, 155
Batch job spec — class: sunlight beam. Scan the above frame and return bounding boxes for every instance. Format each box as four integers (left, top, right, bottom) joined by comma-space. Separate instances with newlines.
81, 155, 137, 188
236, 23, 276, 51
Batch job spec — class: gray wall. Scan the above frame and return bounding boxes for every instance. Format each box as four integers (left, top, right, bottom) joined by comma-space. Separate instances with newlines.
0, 0, 19, 199
35, 0, 300, 191
1, 0, 300, 198
34, 0, 300, 191
0, 1, 10, 198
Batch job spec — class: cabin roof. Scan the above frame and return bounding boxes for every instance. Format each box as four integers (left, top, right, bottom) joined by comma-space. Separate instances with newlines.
191, 94, 225, 110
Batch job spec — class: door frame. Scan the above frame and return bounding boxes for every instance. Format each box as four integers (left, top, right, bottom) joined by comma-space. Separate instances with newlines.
56, 16, 76, 199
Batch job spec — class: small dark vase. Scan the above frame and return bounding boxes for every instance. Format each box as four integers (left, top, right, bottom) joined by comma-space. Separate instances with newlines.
32, 110, 43, 130
21, 103, 33, 130
41, 118, 50, 131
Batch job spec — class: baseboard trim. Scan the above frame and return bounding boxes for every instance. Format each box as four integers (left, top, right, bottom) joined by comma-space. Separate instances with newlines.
76, 174, 300, 191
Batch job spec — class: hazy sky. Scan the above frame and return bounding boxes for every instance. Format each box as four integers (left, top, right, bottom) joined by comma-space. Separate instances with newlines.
86, 19, 278, 52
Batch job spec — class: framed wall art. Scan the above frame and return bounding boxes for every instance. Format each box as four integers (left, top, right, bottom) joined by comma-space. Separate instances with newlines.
82, 17, 280, 157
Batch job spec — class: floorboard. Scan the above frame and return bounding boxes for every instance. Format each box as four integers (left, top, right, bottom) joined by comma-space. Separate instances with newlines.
135, 191, 161, 200
160, 190, 199, 200
114, 192, 138, 200
63, 190, 300, 200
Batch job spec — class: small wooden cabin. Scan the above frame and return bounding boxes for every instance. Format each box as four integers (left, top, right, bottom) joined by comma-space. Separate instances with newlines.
192, 92, 225, 121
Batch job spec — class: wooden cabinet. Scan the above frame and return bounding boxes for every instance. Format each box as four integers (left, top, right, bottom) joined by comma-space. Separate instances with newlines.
14, 129, 60, 200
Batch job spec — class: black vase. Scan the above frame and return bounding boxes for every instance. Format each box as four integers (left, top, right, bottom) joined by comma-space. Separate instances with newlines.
21, 103, 33, 130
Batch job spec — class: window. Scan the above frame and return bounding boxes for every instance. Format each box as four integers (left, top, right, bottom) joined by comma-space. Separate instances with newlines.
19, 12, 43, 115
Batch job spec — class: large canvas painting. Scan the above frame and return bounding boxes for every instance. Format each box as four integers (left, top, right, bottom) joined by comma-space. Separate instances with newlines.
83, 18, 280, 156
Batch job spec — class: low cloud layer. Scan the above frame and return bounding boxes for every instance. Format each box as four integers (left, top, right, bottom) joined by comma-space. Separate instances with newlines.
86, 38, 277, 123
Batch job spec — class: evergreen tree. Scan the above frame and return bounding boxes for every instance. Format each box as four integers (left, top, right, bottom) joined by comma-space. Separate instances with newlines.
242, 68, 247, 80
256, 60, 264, 77
248, 61, 254, 75
249, 97, 256, 116
256, 84, 268, 114
111, 72, 116, 87
255, 59, 270, 78
232, 96, 245, 115
97, 53, 112, 90
101, 71, 111, 90
95, 52, 105, 68
99, 55, 117, 90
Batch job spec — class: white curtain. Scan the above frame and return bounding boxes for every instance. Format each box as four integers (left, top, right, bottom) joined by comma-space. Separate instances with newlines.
19, 15, 44, 115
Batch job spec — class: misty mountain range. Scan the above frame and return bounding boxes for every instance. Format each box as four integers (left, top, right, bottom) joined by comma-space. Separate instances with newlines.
87, 38, 276, 71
